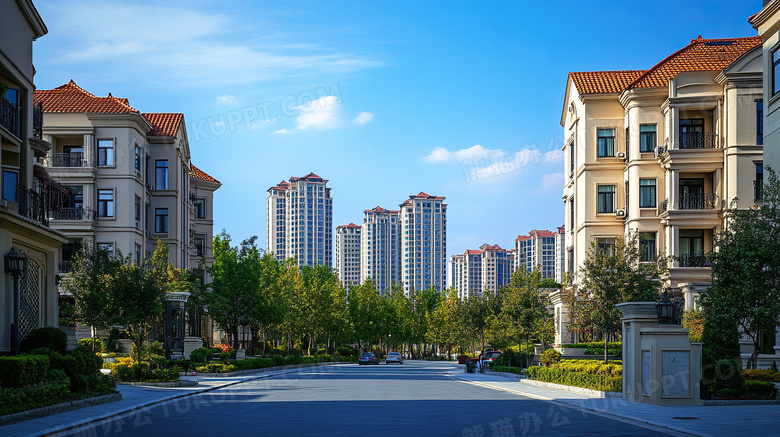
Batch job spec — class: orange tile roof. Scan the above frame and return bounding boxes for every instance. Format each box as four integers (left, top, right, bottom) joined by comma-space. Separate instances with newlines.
569, 70, 646, 94
627, 36, 762, 89
530, 229, 555, 238
144, 113, 183, 137
515, 235, 531, 242
337, 222, 361, 229
34, 80, 139, 113
466, 250, 481, 255
190, 164, 220, 184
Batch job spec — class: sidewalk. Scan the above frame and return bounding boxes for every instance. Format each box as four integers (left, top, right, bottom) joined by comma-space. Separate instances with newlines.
450, 369, 780, 437
0, 363, 347, 437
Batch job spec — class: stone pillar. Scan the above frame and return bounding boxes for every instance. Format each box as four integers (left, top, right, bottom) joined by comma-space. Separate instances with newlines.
617, 302, 702, 406
548, 290, 571, 345
183, 337, 203, 359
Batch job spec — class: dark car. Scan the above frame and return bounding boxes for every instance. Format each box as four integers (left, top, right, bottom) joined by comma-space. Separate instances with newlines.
358, 352, 379, 365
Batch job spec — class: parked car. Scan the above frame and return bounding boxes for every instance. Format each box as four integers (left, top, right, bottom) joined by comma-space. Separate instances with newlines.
385, 352, 404, 364
358, 352, 379, 365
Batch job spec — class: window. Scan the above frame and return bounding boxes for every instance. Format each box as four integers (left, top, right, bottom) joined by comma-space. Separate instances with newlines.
757, 101, 764, 146
597, 129, 615, 157
135, 195, 141, 222
597, 185, 615, 213
640, 232, 656, 262
774, 48, 780, 96
135, 244, 142, 265
679, 119, 704, 149
135, 146, 141, 172
639, 179, 656, 208
98, 140, 114, 166
155, 208, 168, 233
98, 189, 114, 217
155, 160, 168, 190
194, 198, 205, 218
98, 243, 114, 258
194, 234, 206, 257
756, 163, 764, 201
3, 170, 18, 202
596, 237, 615, 256
66, 186, 83, 209
679, 229, 705, 266
569, 139, 575, 178
640, 125, 657, 152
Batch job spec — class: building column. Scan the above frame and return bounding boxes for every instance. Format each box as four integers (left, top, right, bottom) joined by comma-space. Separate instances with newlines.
669, 169, 679, 210
668, 225, 679, 267
83, 134, 94, 166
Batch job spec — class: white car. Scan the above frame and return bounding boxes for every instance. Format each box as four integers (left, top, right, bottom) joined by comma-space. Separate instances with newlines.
385, 351, 404, 364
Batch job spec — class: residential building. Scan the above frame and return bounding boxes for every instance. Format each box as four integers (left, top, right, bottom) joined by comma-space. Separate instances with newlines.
752, 1, 780, 177
335, 222, 361, 290
1, 0, 67, 353
513, 229, 558, 280
34, 82, 221, 344
265, 173, 333, 267
450, 250, 481, 300
360, 207, 400, 294
400, 192, 446, 294
561, 35, 762, 319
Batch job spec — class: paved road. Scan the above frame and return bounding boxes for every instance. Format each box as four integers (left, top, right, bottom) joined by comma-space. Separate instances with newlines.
60, 361, 669, 437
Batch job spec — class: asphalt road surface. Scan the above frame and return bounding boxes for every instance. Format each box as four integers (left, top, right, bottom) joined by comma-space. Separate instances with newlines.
62, 361, 669, 436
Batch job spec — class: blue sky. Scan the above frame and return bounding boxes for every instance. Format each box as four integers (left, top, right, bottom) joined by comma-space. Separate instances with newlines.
32, 0, 763, 259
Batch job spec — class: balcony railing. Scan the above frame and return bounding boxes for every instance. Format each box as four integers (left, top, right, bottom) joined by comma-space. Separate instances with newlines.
659, 199, 669, 216
50, 207, 96, 222
755, 179, 763, 202
1, 95, 19, 138
678, 193, 718, 210
58, 261, 73, 274
677, 254, 710, 268
13, 184, 48, 225
33, 101, 43, 139
48, 153, 91, 168
679, 132, 717, 149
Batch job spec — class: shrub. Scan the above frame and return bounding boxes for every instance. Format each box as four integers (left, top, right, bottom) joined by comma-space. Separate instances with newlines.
540, 349, 561, 366
490, 366, 525, 375
287, 347, 302, 357
79, 337, 104, 353
189, 347, 212, 363
195, 363, 237, 373
336, 345, 359, 357
702, 358, 744, 399
743, 380, 777, 399
743, 369, 780, 382
494, 350, 531, 368
219, 351, 231, 362
59, 345, 104, 393
527, 366, 621, 392
29, 347, 62, 362
0, 355, 50, 388
0, 374, 70, 416
19, 327, 68, 355
110, 363, 180, 382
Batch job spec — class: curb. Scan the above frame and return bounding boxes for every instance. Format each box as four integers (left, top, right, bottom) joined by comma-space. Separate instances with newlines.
117, 380, 199, 387
0, 394, 122, 425
452, 375, 704, 437
32, 362, 346, 437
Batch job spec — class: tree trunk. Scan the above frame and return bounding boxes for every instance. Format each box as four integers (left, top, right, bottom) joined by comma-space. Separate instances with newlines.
603, 334, 609, 364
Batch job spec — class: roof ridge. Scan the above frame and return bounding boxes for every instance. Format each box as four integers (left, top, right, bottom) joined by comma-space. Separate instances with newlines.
56, 79, 96, 97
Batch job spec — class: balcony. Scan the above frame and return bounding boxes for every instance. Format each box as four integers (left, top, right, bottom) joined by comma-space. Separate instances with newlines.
58, 261, 73, 274
50, 207, 96, 222
678, 132, 717, 150
677, 254, 710, 267
47, 153, 91, 168
678, 193, 718, 210
1, 94, 19, 138
12, 184, 48, 226
33, 101, 43, 139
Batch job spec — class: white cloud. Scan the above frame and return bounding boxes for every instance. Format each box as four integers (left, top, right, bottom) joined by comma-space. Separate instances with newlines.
216, 95, 240, 105
295, 95, 341, 130
40, 2, 381, 87
353, 111, 374, 125
543, 150, 564, 162
533, 172, 565, 194
424, 145, 565, 184
273, 128, 292, 135
423, 145, 497, 163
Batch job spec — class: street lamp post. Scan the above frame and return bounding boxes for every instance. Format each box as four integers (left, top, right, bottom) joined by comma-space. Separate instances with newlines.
5, 247, 26, 354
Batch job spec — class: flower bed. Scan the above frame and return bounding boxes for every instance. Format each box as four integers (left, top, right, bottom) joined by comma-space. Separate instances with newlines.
194, 354, 352, 374
526, 359, 622, 392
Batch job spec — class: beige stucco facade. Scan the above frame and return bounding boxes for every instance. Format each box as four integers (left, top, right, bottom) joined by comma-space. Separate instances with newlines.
752, 0, 780, 176
1, 0, 67, 352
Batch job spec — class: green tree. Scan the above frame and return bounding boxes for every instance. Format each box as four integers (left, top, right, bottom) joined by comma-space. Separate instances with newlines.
347, 279, 385, 351
461, 290, 502, 353
426, 288, 467, 360
574, 232, 665, 363
495, 268, 549, 367
701, 169, 780, 369
63, 244, 122, 350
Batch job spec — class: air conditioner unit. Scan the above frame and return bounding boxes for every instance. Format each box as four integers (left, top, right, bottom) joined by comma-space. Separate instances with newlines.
616, 152, 626, 160
616, 209, 626, 218
654, 147, 666, 158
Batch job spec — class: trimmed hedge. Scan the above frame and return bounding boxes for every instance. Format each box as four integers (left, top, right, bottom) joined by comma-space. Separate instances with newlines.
491, 366, 524, 375
189, 347, 212, 363
0, 375, 70, 416
743, 369, 780, 383
0, 355, 50, 388
193, 354, 352, 374
526, 359, 622, 392
110, 364, 181, 383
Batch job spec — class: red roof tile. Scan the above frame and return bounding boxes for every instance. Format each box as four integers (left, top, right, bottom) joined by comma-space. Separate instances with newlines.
515, 235, 531, 242
569, 70, 646, 94
530, 229, 555, 238
144, 113, 183, 137
337, 222, 361, 229
190, 164, 220, 184
34, 80, 139, 113
466, 250, 481, 255
627, 36, 761, 89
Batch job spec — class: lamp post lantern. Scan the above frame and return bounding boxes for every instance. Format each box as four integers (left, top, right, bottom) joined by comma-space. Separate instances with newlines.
5, 247, 26, 354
